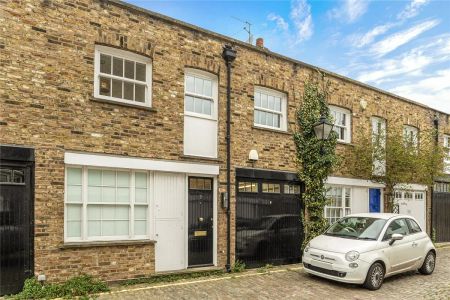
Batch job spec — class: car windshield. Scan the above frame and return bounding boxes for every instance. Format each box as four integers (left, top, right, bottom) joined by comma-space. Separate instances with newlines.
325, 217, 387, 240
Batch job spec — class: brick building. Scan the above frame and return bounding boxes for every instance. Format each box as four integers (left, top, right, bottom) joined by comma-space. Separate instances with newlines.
1, 0, 449, 295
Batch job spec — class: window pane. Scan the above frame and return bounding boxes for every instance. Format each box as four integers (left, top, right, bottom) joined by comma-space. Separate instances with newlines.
67, 221, 81, 237
135, 173, 147, 188
124, 60, 134, 79
136, 63, 146, 82
203, 80, 212, 97
254, 110, 260, 124
102, 220, 115, 236
186, 75, 195, 93
273, 114, 280, 128
103, 170, 115, 186
185, 96, 194, 112
88, 169, 102, 186
102, 187, 116, 202
87, 205, 101, 220
117, 187, 130, 203
88, 186, 101, 202
135, 206, 147, 219
203, 100, 212, 115
268, 95, 274, 110
111, 79, 123, 98
135, 84, 145, 103
67, 186, 82, 202
99, 77, 111, 96
67, 205, 81, 221
117, 172, 129, 187
124, 82, 134, 100
88, 220, 101, 236
274, 98, 281, 111
100, 54, 111, 74
255, 92, 261, 107
266, 112, 273, 127
67, 168, 82, 185
116, 220, 129, 235
261, 93, 268, 108
194, 97, 203, 114
135, 188, 147, 203
113, 57, 123, 77
195, 77, 203, 94
116, 206, 129, 219
135, 220, 147, 235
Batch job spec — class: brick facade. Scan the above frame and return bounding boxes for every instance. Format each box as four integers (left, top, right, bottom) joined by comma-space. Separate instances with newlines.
1, 0, 448, 283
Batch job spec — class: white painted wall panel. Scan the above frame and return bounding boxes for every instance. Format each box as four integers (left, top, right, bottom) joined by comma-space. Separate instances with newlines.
184, 115, 217, 158
351, 187, 369, 214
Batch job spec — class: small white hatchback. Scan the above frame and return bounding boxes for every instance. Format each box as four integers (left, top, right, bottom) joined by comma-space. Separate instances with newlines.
302, 213, 436, 290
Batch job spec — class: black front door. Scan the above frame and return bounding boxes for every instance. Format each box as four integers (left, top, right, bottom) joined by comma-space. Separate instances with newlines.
188, 177, 213, 267
0, 146, 34, 296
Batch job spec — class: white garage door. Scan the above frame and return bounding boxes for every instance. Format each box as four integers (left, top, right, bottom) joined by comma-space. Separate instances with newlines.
395, 190, 426, 230
154, 172, 186, 272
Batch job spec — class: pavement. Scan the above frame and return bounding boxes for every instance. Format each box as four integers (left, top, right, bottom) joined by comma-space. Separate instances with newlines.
97, 246, 450, 300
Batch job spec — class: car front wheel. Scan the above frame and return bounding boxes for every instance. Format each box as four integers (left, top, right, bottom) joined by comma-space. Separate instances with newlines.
419, 251, 436, 275
363, 262, 385, 290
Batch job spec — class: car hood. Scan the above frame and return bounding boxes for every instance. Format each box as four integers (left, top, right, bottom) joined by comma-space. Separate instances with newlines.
309, 234, 378, 254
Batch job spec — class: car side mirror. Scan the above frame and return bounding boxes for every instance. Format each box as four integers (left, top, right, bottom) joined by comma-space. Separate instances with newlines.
389, 233, 404, 245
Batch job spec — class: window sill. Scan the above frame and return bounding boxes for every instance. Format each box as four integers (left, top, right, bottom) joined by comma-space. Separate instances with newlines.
90, 96, 157, 112
60, 239, 156, 249
336, 141, 355, 147
252, 126, 291, 135
180, 154, 222, 163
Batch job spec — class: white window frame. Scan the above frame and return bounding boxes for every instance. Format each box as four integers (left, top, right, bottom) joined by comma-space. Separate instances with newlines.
371, 116, 386, 176
324, 185, 352, 224
330, 105, 351, 143
93, 45, 152, 107
253, 86, 287, 131
64, 166, 152, 243
444, 135, 450, 174
403, 125, 419, 148
184, 68, 218, 121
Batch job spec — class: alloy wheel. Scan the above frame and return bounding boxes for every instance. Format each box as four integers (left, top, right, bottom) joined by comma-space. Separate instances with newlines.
371, 264, 384, 288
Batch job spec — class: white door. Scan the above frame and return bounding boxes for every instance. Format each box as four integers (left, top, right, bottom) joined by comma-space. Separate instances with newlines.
154, 172, 186, 272
395, 190, 426, 230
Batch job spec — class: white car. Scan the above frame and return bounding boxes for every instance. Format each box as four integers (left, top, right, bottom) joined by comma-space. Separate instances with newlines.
302, 213, 436, 290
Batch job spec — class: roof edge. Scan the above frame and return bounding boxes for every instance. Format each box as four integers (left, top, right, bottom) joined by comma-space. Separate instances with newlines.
109, 0, 448, 116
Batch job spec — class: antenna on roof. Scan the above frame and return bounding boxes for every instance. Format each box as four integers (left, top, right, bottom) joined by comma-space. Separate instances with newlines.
231, 16, 253, 44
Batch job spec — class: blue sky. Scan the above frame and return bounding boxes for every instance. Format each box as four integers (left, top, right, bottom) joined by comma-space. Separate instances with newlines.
126, 0, 450, 113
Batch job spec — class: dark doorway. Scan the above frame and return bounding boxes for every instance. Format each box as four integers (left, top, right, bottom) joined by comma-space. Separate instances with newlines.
0, 146, 34, 296
188, 177, 213, 267
432, 192, 450, 242
236, 169, 303, 268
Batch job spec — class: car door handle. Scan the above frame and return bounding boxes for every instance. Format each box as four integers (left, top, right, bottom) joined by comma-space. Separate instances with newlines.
412, 242, 418, 247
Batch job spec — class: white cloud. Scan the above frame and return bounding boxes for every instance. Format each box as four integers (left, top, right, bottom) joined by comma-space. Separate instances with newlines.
369, 19, 439, 57
350, 23, 395, 48
398, 0, 431, 20
267, 13, 289, 31
290, 0, 313, 42
390, 69, 450, 113
329, 0, 369, 23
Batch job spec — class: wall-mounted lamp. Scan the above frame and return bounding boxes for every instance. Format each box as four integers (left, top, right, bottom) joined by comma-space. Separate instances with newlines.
249, 149, 259, 162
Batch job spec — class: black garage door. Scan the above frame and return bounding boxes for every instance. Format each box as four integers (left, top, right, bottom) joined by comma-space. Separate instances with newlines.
236, 168, 303, 268
432, 192, 450, 242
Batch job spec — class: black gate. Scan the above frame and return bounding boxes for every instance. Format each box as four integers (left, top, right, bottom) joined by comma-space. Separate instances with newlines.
0, 146, 34, 296
236, 168, 303, 268
432, 192, 450, 242
188, 177, 213, 267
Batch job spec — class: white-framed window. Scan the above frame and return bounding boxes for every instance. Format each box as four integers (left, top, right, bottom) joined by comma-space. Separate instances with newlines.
330, 106, 351, 143
262, 183, 281, 193
371, 117, 386, 176
324, 186, 351, 224
65, 166, 150, 242
284, 184, 301, 194
254, 87, 287, 131
184, 69, 218, 119
403, 125, 419, 148
94, 45, 152, 107
443, 135, 450, 174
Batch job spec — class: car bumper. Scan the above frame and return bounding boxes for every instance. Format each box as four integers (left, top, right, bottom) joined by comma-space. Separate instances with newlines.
302, 252, 370, 284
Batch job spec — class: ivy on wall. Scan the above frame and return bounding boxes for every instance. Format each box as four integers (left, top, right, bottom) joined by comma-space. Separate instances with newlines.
293, 76, 338, 248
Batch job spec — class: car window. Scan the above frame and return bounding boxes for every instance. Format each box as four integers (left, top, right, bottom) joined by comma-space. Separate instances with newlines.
383, 218, 410, 240
406, 218, 422, 234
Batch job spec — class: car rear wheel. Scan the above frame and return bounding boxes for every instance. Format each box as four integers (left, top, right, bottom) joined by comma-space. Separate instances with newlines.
363, 262, 385, 290
419, 251, 436, 275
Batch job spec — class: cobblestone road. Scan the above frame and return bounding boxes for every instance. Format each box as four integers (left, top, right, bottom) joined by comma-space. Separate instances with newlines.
99, 247, 450, 300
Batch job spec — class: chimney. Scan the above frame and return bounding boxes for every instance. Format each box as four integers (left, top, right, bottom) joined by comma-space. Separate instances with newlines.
256, 37, 264, 48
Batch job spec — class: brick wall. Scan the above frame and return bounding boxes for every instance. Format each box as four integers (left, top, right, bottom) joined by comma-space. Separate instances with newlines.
1, 0, 447, 282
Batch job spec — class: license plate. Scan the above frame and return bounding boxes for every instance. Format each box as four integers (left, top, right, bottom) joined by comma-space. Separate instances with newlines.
311, 260, 332, 270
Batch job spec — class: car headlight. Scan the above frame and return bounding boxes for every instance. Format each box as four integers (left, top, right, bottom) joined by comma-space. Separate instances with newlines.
304, 243, 310, 253
345, 250, 360, 262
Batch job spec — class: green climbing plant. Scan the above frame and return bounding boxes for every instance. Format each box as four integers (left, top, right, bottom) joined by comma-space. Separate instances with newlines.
294, 75, 339, 249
